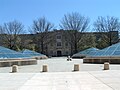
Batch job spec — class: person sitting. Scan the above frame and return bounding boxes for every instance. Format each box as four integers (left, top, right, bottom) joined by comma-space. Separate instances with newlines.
67, 56, 72, 61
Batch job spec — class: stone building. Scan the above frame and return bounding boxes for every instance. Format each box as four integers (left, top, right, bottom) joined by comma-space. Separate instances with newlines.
47, 30, 71, 56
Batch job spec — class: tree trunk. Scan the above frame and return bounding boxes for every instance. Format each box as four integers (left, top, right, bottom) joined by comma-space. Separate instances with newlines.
74, 31, 78, 53
41, 41, 44, 54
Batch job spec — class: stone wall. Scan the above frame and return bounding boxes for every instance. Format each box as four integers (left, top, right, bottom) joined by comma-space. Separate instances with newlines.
83, 56, 120, 64
0, 58, 37, 67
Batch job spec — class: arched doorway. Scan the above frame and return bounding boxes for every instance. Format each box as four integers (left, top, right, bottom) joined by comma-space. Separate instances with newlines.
57, 51, 62, 57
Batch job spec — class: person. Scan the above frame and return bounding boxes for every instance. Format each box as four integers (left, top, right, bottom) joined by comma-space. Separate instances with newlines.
67, 56, 72, 61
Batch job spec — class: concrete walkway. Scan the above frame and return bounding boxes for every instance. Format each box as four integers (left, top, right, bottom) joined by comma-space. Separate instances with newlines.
0, 57, 120, 90
0, 71, 120, 90
1, 57, 120, 73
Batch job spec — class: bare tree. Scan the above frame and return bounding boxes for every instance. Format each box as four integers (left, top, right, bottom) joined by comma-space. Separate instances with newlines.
30, 17, 54, 54
94, 16, 120, 47
0, 20, 25, 50
0, 26, 4, 34
60, 12, 90, 54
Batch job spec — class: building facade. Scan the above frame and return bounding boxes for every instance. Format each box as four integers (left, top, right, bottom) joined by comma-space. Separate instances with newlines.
47, 30, 71, 56
0, 30, 119, 57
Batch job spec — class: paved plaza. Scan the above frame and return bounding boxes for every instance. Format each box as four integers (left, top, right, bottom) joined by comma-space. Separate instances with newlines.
0, 57, 120, 90
1, 57, 120, 73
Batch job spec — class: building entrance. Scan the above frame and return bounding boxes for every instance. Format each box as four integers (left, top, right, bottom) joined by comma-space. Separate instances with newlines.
57, 51, 62, 57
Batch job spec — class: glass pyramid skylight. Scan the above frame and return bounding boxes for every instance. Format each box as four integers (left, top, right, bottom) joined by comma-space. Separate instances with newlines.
72, 47, 99, 57
0, 46, 31, 59
20, 49, 46, 57
92, 42, 120, 57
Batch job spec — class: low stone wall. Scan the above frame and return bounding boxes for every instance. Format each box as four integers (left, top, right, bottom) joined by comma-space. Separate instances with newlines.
0, 58, 37, 67
83, 56, 120, 64
32, 56, 48, 60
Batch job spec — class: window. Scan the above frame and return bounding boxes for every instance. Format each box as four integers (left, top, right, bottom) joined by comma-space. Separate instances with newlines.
50, 43, 53, 46
65, 42, 68, 47
56, 35, 61, 39
57, 42, 62, 46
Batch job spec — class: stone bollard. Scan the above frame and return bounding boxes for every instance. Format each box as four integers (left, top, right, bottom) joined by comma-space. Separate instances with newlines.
12, 65, 18, 73
74, 64, 79, 71
42, 65, 48, 72
104, 62, 109, 70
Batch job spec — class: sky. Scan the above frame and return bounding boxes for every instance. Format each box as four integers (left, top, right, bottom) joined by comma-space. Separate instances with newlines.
0, 0, 120, 32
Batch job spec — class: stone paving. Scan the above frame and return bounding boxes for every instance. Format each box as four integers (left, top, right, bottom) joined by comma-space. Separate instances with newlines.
1, 57, 120, 73
0, 57, 120, 90
0, 71, 120, 90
